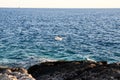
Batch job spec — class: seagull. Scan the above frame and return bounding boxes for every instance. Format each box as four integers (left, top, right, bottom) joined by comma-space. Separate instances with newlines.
55, 36, 63, 41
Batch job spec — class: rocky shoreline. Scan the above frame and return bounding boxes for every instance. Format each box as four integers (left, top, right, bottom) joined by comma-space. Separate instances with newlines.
0, 66, 35, 80
0, 60, 120, 80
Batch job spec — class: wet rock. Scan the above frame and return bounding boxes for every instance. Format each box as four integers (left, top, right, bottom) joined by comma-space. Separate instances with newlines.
28, 60, 120, 80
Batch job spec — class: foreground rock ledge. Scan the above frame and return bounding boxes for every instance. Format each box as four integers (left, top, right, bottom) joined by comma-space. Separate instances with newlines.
0, 61, 120, 80
28, 61, 120, 80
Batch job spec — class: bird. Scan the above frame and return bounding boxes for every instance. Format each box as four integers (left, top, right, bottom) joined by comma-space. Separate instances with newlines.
55, 36, 63, 41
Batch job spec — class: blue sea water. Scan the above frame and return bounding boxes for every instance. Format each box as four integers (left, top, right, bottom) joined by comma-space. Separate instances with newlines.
0, 8, 120, 68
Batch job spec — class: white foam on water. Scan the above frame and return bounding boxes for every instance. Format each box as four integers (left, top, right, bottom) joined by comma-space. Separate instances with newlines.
55, 36, 63, 41
23, 57, 57, 68
85, 56, 96, 62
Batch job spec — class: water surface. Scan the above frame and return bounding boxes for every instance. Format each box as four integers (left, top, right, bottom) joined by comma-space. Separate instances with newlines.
0, 8, 120, 68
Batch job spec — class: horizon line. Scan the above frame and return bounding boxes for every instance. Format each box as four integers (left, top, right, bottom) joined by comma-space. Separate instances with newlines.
0, 7, 120, 9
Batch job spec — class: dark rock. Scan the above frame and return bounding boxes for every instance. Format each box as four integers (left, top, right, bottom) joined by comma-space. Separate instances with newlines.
28, 60, 120, 80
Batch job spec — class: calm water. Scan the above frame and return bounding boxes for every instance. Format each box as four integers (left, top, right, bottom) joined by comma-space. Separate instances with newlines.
0, 8, 120, 68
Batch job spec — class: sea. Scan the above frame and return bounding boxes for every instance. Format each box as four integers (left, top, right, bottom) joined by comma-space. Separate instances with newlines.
0, 8, 120, 68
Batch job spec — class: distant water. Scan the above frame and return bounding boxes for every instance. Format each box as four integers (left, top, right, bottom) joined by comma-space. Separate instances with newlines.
0, 8, 120, 68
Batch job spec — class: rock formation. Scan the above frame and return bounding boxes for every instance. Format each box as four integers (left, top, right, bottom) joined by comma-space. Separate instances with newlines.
0, 60, 120, 80
0, 66, 35, 80
28, 61, 120, 80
